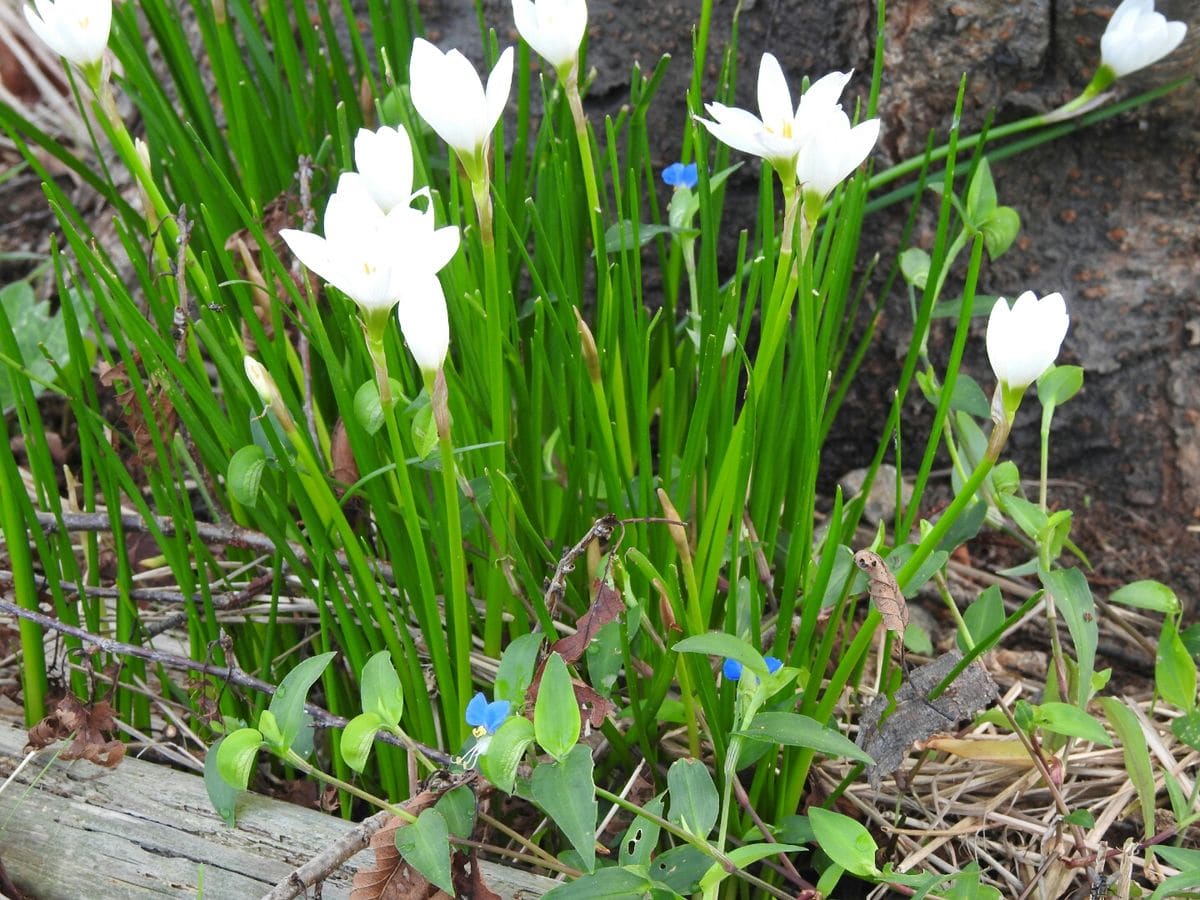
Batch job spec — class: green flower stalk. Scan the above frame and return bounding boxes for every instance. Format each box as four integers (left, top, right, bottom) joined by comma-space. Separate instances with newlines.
23, 0, 112, 93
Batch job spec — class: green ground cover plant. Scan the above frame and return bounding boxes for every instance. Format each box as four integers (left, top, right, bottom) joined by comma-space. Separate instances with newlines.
1, 0, 1197, 896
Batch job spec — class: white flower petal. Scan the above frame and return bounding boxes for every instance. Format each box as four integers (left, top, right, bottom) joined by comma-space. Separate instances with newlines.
1101, 0, 1187, 77
23, 0, 111, 67
396, 274, 451, 373
485, 47, 515, 138
986, 291, 1069, 389
756, 53, 793, 133
353, 125, 414, 213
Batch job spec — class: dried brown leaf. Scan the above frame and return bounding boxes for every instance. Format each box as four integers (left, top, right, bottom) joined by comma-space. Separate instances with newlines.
25, 695, 125, 767
451, 849, 501, 900
854, 549, 909, 635
550, 581, 624, 665
351, 793, 439, 900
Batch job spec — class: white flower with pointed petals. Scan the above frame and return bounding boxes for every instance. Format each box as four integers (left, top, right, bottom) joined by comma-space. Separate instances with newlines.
280, 174, 460, 319
986, 291, 1070, 390
409, 39, 514, 177
698, 56, 857, 174
796, 107, 880, 202
512, 0, 587, 72
1100, 0, 1187, 78
352, 126, 417, 214
397, 273, 451, 374
23, 0, 111, 69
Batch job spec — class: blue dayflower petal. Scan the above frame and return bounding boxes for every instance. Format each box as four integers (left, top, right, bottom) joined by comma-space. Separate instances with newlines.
765, 656, 783, 674
483, 699, 511, 734
662, 162, 699, 188
465, 692, 489, 727
722, 657, 743, 681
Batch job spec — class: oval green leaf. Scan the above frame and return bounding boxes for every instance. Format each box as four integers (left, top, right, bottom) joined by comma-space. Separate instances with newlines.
227, 445, 267, 508
673, 633, 767, 677
808, 807, 880, 878
737, 711, 873, 765
666, 758, 718, 839
360, 650, 404, 725
268, 651, 336, 752
395, 808, 453, 894
340, 712, 383, 774
1110, 580, 1180, 616
534, 652, 580, 761
215, 727, 263, 791
480, 715, 535, 793
1033, 702, 1112, 747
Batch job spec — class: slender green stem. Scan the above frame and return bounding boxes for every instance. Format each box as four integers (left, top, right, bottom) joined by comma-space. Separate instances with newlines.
470, 175, 511, 657
434, 375, 471, 734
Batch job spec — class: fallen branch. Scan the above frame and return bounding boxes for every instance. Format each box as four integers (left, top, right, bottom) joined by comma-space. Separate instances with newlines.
262, 808, 392, 900
0, 598, 451, 766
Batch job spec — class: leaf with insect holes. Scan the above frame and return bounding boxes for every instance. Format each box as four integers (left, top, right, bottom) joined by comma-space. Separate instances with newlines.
854, 550, 908, 635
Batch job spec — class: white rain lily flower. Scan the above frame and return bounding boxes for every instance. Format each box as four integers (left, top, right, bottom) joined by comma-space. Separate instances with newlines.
280, 173, 460, 321
351, 126, 418, 214
796, 106, 880, 203
1100, 0, 1186, 78
23, 0, 111, 69
698, 56, 856, 174
986, 291, 1070, 390
409, 39, 514, 177
397, 273, 452, 374
512, 0, 588, 73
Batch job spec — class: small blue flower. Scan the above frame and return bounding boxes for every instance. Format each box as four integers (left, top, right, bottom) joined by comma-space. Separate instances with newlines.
662, 162, 698, 189
466, 692, 510, 737
722, 655, 783, 682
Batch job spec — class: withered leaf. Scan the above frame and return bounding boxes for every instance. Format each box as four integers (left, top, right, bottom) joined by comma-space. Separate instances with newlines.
573, 682, 615, 729
549, 581, 624, 665
351, 791, 441, 900
856, 650, 998, 788
855, 549, 909, 635
451, 849, 501, 900
25, 695, 126, 768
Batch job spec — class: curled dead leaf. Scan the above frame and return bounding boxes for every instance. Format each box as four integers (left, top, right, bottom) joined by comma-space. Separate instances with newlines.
854, 549, 908, 635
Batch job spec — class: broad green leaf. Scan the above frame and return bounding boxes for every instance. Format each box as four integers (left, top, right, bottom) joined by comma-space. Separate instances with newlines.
1062, 810, 1095, 828
980, 206, 1020, 259
1110, 580, 1180, 616
619, 794, 664, 866
603, 221, 693, 252
1041, 568, 1097, 706
1152, 845, 1200, 872
494, 633, 543, 704
204, 737, 240, 826
737, 712, 873, 764
882, 545, 948, 595
1157, 617, 1197, 711
0, 280, 70, 410
999, 494, 1048, 541
340, 712, 383, 773
586, 621, 624, 698
268, 651, 337, 751
1099, 697, 1155, 838
648, 845, 710, 894
673, 633, 767, 676
899, 247, 931, 289
360, 650, 404, 725
1150, 869, 1200, 900
1033, 702, 1112, 747
480, 715, 535, 793
216, 727, 263, 791
948, 374, 991, 420
227, 445, 267, 508
698, 843, 804, 893
1037, 365, 1084, 409
436, 786, 477, 840
904, 622, 934, 656
543, 866, 657, 898
395, 808, 453, 894
534, 652, 581, 760
1171, 709, 1200, 751
808, 807, 880, 877
965, 157, 997, 223
410, 402, 438, 460
1038, 510, 1073, 562
531, 745, 597, 872
666, 758, 719, 839
257, 710, 284, 749
959, 585, 1005, 653
353, 378, 401, 436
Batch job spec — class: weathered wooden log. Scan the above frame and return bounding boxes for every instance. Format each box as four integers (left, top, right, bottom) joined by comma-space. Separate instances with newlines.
0, 723, 557, 899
